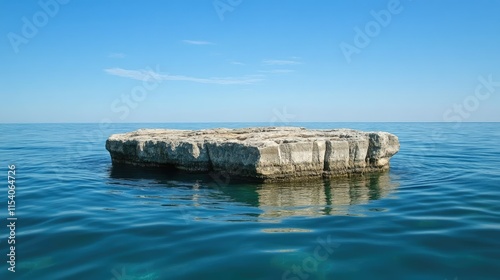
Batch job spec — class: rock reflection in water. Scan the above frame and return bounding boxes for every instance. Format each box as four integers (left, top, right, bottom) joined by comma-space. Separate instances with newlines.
108, 165, 399, 221
256, 173, 398, 219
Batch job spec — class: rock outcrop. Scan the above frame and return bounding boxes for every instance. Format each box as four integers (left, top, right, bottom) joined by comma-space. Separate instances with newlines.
106, 127, 400, 182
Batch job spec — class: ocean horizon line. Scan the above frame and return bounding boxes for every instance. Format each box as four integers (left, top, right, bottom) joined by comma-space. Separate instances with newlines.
2, 121, 500, 125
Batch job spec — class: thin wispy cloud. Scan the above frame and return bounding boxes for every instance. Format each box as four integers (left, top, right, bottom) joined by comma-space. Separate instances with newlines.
259, 69, 295, 74
231, 61, 245, 66
104, 67, 263, 85
182, 40, 215, 45
105, 68, 158, 81
262, 59, 301, 66
109, 53, 126, 59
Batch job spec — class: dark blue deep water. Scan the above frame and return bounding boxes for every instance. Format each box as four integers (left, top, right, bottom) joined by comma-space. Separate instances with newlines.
0, 123, 499, 280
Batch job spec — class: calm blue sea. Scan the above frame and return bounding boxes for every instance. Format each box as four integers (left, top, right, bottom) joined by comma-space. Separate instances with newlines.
0, 123, 499, 280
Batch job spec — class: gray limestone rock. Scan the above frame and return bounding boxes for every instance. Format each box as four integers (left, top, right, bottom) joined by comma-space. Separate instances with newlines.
105, 127, 400, 182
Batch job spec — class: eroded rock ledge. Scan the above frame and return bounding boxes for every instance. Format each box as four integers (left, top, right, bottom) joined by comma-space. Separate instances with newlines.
106, 127, 400, 182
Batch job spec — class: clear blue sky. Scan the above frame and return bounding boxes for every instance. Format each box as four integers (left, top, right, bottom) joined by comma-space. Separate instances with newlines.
1, 0, 499, 123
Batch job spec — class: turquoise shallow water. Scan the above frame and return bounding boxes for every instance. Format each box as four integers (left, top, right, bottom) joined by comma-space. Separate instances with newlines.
0, 123, 499, 280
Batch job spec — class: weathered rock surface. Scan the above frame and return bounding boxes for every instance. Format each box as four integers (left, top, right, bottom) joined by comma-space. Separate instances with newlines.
106, 127, 400, 182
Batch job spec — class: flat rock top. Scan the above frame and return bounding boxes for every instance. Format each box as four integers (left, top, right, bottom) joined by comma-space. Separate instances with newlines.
108, 127, 382, 146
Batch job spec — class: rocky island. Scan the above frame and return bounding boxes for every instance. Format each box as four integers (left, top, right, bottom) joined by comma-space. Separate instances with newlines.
106, 127, 400, 182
